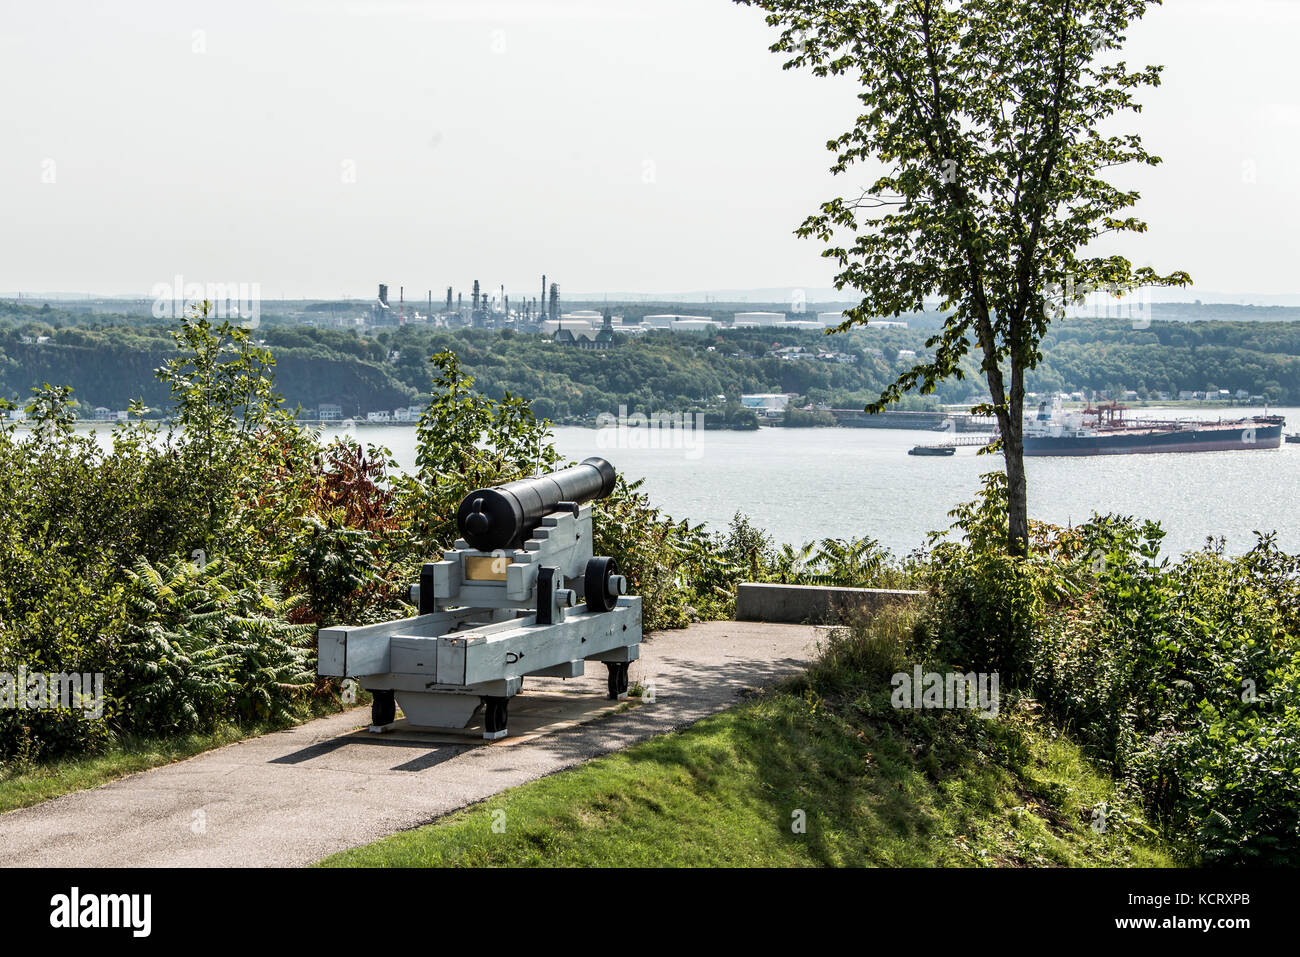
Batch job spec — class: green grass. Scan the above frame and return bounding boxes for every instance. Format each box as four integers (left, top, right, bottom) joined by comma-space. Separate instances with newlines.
318, 685, 1178, 868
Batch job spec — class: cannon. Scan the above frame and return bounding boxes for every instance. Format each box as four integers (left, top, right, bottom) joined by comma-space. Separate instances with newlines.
317, 457, 641, 740
457, 456, 616, 551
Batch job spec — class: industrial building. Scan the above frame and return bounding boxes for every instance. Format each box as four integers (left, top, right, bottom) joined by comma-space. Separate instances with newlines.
734, 311, 790, 327
642, 314, 712, 329
668, 319, 716, 333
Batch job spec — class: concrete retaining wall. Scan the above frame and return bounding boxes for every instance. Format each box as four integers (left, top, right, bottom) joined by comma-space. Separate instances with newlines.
735, 582, 925, 625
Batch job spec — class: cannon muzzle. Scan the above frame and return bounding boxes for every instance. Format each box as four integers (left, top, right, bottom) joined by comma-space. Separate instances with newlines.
456, 457, 617, 551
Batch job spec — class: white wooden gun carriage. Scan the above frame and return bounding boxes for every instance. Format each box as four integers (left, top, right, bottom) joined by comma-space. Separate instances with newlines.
317, 458, 642, 740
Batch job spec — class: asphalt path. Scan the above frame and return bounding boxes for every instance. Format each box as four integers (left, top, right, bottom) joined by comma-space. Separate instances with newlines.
0, 620, 821, 867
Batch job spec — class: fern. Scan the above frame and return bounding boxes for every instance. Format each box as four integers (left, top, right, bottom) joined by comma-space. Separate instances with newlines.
118, 555, 315, 733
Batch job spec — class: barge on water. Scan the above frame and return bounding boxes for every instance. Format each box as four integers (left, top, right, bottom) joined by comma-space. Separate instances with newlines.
1024, 398, 1284, 457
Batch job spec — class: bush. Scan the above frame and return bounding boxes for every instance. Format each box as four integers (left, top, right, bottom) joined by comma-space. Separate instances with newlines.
593, 477, 732, 630
119, 556, 315, 733
809, 604, 920, 693
916, 472, 1300, 864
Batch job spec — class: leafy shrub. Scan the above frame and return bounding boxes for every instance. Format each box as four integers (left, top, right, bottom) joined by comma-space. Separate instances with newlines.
917, 472, 1300, 864
119, 556, 315, 733
717, 511, 924, 592
289, 438, 409, 628
809, 604, 921, 694
920, 474, 1067, 683
593, 477, 733, 630
0, 310, 326, 763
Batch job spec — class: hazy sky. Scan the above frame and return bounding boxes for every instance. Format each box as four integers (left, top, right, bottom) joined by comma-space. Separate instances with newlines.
3, 0, 1298, 300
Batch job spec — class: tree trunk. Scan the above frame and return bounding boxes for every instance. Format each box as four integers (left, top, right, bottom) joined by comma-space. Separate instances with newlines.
1003, 420, 1029, 557
1004, 365, 1029, 557
972, 308, 1030, 557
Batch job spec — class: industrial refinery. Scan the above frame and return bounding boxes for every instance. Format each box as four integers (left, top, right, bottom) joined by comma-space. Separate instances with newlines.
340, 275, 566, 333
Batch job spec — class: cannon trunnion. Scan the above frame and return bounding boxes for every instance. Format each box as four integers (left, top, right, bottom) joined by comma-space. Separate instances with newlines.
318, 457, 641, 740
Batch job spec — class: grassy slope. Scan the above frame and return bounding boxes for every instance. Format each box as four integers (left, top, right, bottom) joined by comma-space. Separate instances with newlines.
319, 686, 1177, 868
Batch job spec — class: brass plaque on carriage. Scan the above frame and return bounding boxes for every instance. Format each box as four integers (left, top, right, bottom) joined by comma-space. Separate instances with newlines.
465, 556, 512, 581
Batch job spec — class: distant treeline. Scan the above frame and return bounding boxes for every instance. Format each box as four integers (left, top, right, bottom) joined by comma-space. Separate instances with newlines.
2, 301, 1299, 419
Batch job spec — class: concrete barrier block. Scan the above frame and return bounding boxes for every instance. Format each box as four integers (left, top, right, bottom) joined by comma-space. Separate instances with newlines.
735, 582, 925, 625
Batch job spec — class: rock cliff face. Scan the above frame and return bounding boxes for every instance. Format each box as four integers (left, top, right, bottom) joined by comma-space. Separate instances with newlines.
4, 339, 414, 418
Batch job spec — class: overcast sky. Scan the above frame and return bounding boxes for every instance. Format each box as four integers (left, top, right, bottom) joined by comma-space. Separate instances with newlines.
2, 0, 1298, 301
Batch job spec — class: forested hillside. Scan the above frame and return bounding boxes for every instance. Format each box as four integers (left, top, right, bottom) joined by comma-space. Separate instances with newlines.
3, 300, 1299, 419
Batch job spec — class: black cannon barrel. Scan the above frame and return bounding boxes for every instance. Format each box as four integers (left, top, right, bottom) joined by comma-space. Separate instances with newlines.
456, 457, 617, 551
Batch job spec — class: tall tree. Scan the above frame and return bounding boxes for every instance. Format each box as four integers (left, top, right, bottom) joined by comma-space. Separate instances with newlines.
738, 0, 1189, 555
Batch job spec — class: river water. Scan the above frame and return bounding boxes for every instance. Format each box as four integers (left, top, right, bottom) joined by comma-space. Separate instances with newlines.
68, 406, 1297, 557
314, 405, 1299, 558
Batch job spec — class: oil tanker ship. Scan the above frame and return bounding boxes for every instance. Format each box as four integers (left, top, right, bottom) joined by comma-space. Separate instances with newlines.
1024, 397, 1285, 457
